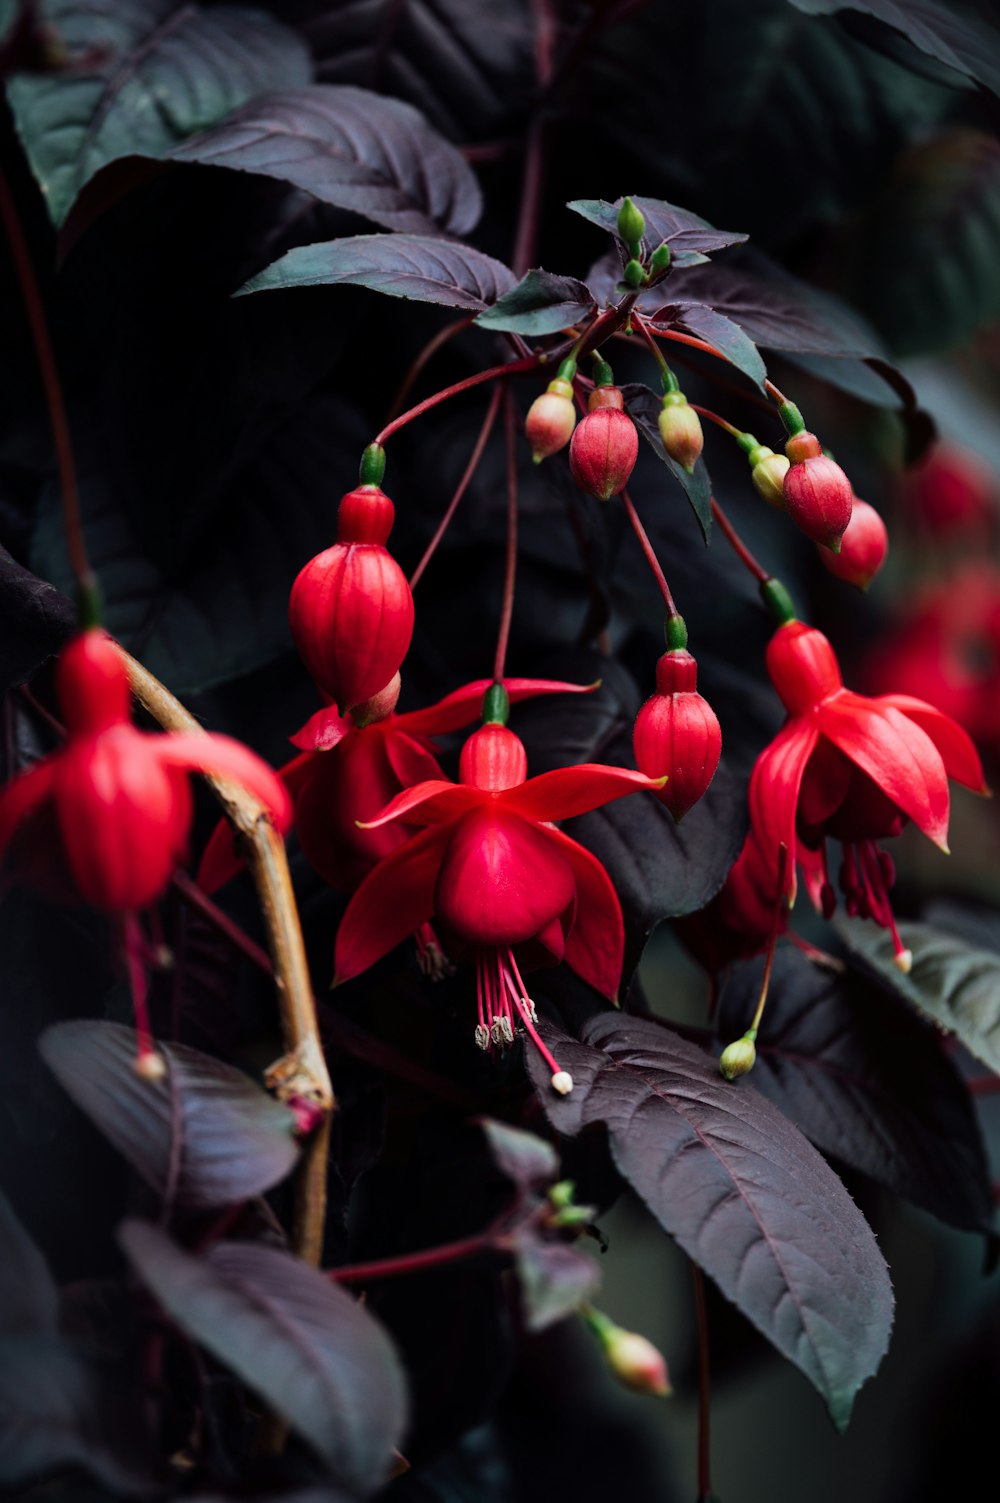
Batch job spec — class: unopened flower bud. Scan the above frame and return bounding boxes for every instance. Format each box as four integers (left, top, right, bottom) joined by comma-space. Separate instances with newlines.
633, 649, 722, 822
719, 1034, 756, 1080
617, 196, 646, 247
748, 445, 790, 508
818, 497, 888, 590
569, 394, 638, 501
658, 392, 703, 473
460, 723, 528, 792
585, 1307, 671, 1397
624, 258, 646, 288
783, 432, 854, 551
526, 377, 577, 463
649, 242, 671, 275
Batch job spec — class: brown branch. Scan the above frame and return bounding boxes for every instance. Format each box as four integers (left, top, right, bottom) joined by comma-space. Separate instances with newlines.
119, 648, 333, 1270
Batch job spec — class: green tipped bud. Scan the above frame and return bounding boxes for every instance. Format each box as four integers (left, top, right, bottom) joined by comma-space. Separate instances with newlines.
359, 442, 386, 487
658, 391, 704, 473
649, 242, 671, 274
584, 1307, 671, 1397
624, 258, 646, 288
617, 196, 646, 247
482, 682, 510, 726
719, 1034, 757, 1080
750, 447, 791, 509
526, 380, 577, 462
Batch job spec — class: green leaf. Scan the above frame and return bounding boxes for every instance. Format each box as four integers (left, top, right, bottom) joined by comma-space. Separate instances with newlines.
7, 1, 312, 226
475, 269, 596, 334
836, 917, 1000, 1076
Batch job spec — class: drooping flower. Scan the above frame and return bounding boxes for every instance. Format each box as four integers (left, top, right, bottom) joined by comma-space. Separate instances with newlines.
746, 617, 987, 967
526, 376, 577, 462
198, 677, 596, 898
0, 630, 291, 912
782, 431, 853, 551
657, 391, 703, 474
632, 645, 721, 822
569, 384, 638, 501
818, 497, 888, 591
333, 716, 663, 1090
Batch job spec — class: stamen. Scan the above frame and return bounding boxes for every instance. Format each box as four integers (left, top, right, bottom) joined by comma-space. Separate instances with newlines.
121, 914, 166, 1081
859, 842, 911, 972
505, 949, 573, 1094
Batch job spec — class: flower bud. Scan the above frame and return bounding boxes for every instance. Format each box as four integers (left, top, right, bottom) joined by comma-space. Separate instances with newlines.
569, 402, 638, 501
719, 1034, 756, 1079
818, 497, 889, 590
289, 486, 414, 713
525, 377, 577, 463
588, 1311, 671, 1397
617, 196, 646, 247
783, 433, 854, 551
748, 445, 790, 508
633, 650, 721, 821
658, 392, 703, 473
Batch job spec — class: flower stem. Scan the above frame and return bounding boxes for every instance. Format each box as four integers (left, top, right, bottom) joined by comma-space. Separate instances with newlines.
374, 355, 542, 446
493, 389, 520, 682
620, 487, 678, 615
692, 1261, 713, 1503
330, 1231, 502, 1285
409, 383, 502, 590
385, 316, 475, 422
692, 404, 743, 440
710, 496, 770, 584
0, 160, 97, 617
117, 648, 333, 1269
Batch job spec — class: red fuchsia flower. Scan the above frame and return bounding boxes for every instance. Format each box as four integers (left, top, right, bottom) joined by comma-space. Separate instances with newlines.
818, 497, 888, 590
632, 642, 721, 822
0, 630, 291, 912
333, 715, 664, 1092
900, 442, 996, 543
782, 430, 853, 551
748, 616, 987, 969
289, 480, 414, 714
198, 677, 596, 900
569, 384, 638, 502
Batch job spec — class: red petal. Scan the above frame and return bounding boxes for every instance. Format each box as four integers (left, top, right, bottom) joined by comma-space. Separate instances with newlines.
154, 734, 292, 835
361, 779, 484, 829
434, 809, 575, 947
396, 677, 596, 738
290, 705, 351, 751
870, 693, 988, 794
540, 825, 624, 1000
748, 718, 820, 903
500, 764, 663, 822
333, 823, 452, 984
0, 759, 57, 860
198, 752, 316, 893
817, 695, 950, 848
382, 730, 446, 789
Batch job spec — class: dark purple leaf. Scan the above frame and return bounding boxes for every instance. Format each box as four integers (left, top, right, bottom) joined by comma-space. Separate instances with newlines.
787, 0, 1000, 97
120, 1221, 407, 1493
568, 196, 747, 267
0, 544, 74, 696
478, 1118, 560, 1192
40, 1021, 299, 1210
511, 1233, 599, 1333
475, 269, 596, 335
528, 1014, 894, 1429
648, 302, 767, 393
836, 918, 1000, 1077
63, 83, 483, 248
717, 949, 993, 1232
0, 1192, 57, 1336
0, 1337, 157, 1492
622, 382, 713, 540
237, 232, 515, 309
7, 1, 312, 225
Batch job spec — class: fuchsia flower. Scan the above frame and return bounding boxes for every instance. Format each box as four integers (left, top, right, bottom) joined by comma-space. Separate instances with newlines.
333, 716, 664, 1091
0, 631, 291, 912
744, 618, 987, 967
199, 677, 595, 897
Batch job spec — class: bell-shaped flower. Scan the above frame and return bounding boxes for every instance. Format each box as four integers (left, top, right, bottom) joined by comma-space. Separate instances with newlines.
0, 631, 291, 912
333, 721, 663, 1090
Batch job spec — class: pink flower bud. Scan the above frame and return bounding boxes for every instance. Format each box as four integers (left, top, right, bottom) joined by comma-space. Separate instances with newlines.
604, 1328, 672, 1397
633, 650, 722, 821
657, 393, 703, 473
783, 432, 854, 551
818, 497, 888, 590
569, 402, 638, 501
525, 378, 576, 462
748, 445, 790, 508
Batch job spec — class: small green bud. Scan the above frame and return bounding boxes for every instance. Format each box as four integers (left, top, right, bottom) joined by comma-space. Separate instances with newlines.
548, 1179, 576, 1210
649, 242, 671, 274
719, 1034, 757, 1080
617, 196, 646, 247
624, 258, 646, 288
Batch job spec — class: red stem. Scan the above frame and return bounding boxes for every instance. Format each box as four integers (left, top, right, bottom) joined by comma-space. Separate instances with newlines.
385, 316, 475, 422
374, 355, 542, 446
409, 383, 502, 590
711, 497, 769, 583
493, 389, 520, 682
691, 404, 742, 440
330, 1230, 502, 1284
120, 912, 157, 1065
0, 161, 93, 600
692, 1262, 713, 1503
620, 487, 677, 615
